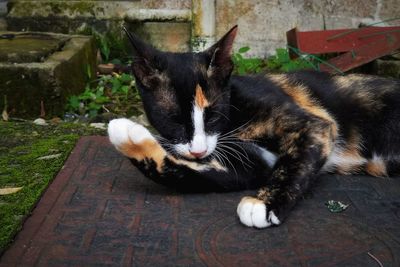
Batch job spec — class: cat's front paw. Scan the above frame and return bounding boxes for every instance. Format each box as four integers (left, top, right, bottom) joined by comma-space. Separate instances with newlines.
236, 197, 281, 228
108, 119, 166, 169
108, 118, 155, 147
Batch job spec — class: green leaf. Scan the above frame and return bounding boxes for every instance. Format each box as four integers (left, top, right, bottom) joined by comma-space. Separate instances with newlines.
101, 75, 112, 82
94, 96, 110, 104
86, 64, 92, 80
120, 85, 130, 94
276, 48, 290, 63
89, 109, 98, 118
89, 92, 96, 100
120, 73, 132, 84
110, 58, 122, 65
234, 53, 243, 61
97, 86, 105, 94
238, 46, 250, 53
68, 96, 80, 110
88, 102, 101, 111
111, 78, 122, 93
325, 200, 349, 213
100, 41, 110, 62
281, 61, 298, 72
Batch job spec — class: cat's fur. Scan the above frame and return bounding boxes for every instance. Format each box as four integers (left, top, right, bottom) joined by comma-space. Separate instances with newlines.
108, 25, 400, 228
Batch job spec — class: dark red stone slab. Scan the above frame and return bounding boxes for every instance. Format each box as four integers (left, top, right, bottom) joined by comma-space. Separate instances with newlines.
1, 136, 400, 266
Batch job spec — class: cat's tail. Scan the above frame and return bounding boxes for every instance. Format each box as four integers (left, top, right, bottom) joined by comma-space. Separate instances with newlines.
363, 156, 400, 178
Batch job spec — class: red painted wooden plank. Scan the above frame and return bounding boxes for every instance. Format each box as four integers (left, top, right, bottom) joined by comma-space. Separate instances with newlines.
287, 26, 400, 55
318, 32, 400, 73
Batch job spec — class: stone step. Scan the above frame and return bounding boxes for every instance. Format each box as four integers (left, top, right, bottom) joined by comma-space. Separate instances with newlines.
0, 31, 96, 118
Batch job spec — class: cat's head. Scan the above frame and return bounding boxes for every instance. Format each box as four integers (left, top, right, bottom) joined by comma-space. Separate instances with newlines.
125, 25, 238, 160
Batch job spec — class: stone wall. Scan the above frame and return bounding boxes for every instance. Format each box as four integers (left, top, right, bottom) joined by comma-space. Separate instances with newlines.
6, 0, 192, 53
4, 0, 400, 57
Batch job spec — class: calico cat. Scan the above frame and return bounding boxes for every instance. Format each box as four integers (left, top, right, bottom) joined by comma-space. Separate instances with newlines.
108, 25, 400, 228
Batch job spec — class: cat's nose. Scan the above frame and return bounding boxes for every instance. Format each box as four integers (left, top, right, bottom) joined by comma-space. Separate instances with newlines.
190, 150, 207, 158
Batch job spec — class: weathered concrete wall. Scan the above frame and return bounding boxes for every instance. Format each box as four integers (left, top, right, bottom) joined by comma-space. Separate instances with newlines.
4, 0, 400, 57
6, 0, 192, 52
216, 0, 400, 57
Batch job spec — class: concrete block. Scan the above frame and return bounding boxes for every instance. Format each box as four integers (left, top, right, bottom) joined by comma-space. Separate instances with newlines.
0, 32, 96, 118
127, 22, 191, 52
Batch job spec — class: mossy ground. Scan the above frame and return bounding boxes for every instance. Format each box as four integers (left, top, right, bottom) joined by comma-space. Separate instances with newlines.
0, 121, 106, 253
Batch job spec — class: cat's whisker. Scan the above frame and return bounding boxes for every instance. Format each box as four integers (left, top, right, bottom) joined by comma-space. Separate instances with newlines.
155, 135, 169, 142
213, 149, 239, 184
212, 150, 225, 169
208, 91, 230, 106
212, 110, 230, 121
219, 149, 241, 186
217, 141, 251, 161
213, 103, 240, 111
217, 142, 251, 162
219, 120, 254, 139
218, 135, 257, 143
219, 135, 256, 143
216, 148, 238, 177
217, 144, 252, 170
212, 151, 227, 170
223, 119, 252, 135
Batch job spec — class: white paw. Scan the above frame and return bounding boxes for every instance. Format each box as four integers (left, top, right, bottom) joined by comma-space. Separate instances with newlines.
236, 197, 280, 228
108, 118, 154, 147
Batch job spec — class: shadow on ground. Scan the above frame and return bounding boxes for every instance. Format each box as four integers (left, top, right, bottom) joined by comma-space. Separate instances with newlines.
1, 136, 400, 266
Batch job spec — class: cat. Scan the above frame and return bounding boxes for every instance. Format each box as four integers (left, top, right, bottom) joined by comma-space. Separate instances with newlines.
108, 25, 400, 228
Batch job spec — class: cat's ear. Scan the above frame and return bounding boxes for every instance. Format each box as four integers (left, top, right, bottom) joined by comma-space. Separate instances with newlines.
204, 25, 238, 77
123, 26, 160, 85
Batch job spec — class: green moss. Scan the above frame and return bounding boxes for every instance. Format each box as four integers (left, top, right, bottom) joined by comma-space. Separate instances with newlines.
0, 121, 105, 253
190, 36, 207, 50
54, 1, 96, 16
0, 35, 64, 63
10, 1, 96, 17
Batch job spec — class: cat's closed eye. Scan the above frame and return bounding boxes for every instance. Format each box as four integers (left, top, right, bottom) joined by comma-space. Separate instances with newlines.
208, 116, 219, 124
204, 109, 219, 124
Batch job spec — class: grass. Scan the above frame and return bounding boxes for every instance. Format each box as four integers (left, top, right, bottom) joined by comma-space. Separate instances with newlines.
0, 121, 105, 253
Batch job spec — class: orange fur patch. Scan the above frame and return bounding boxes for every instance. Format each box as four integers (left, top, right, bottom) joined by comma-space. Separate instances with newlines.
334, 75, 385, 112
118, 139, 166, 172
268, 74, 338, 138
365, 158, 387, 177
256, 188, 276, 204
195, 84, 209, 109
336, 151, 365, 175
237, 120, 274, 140
335, 129, 367, 175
